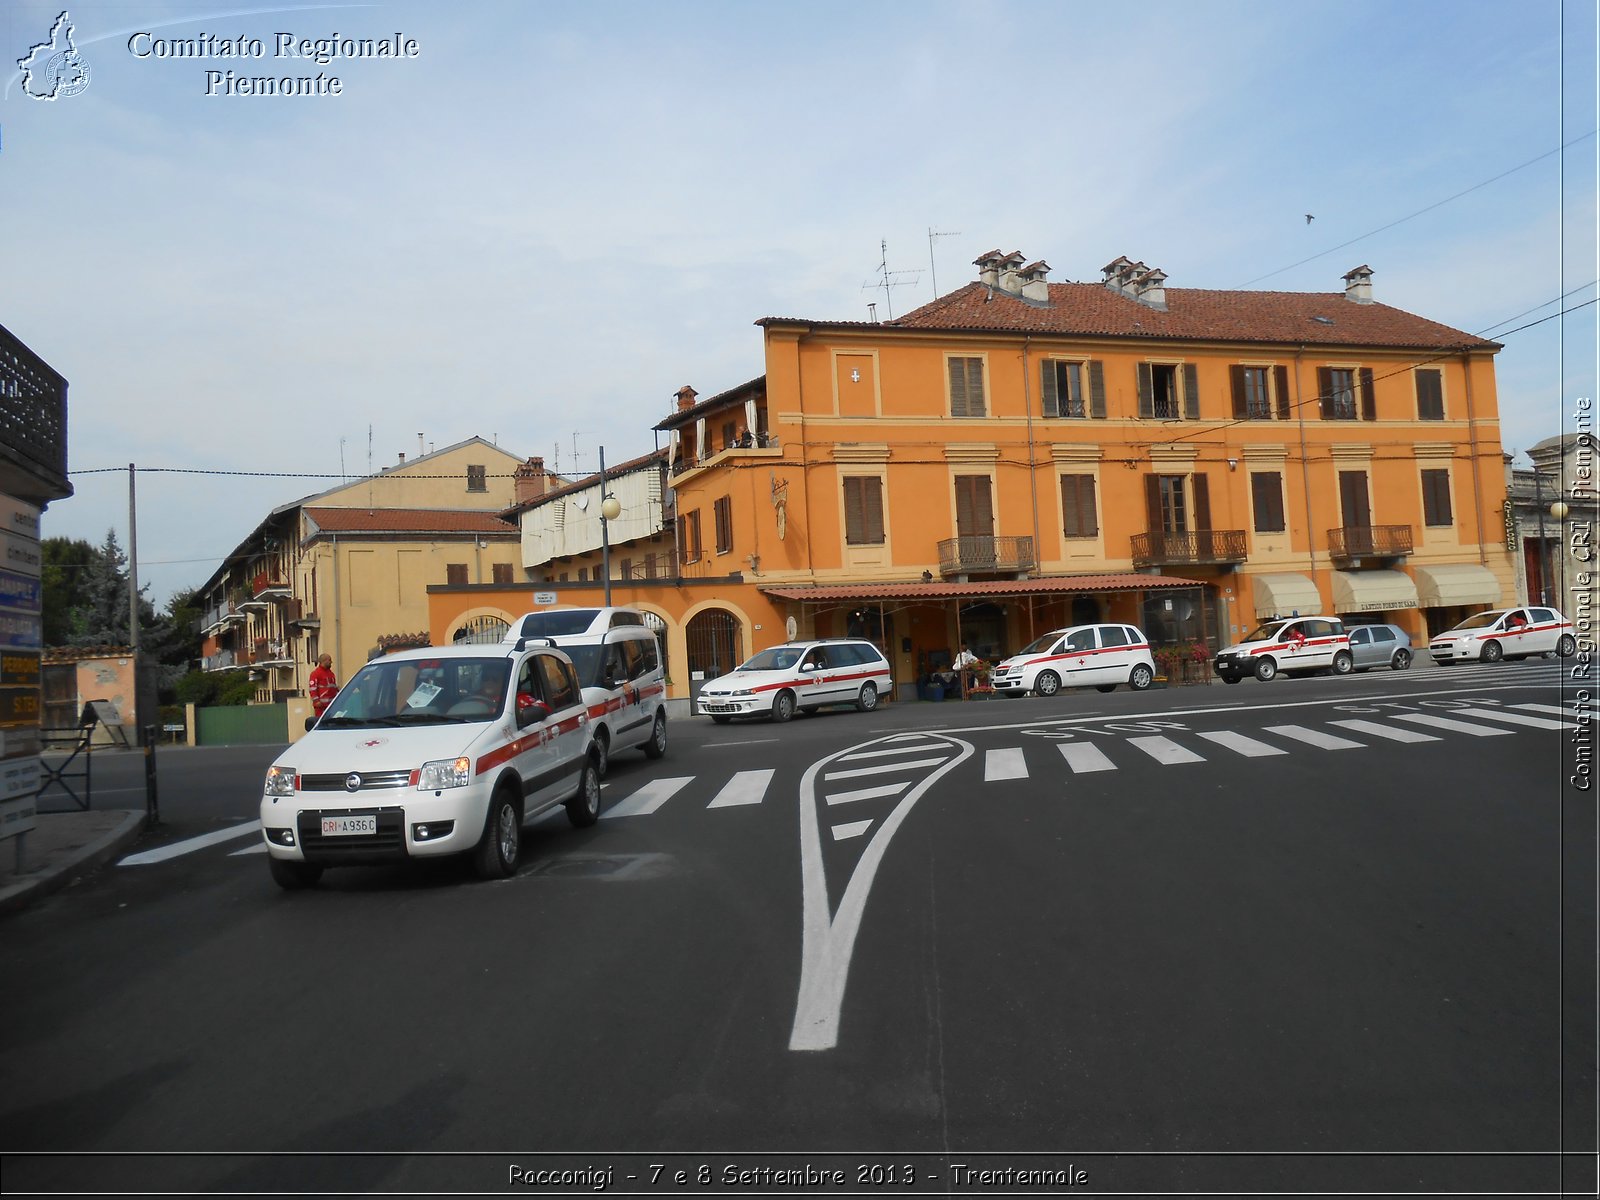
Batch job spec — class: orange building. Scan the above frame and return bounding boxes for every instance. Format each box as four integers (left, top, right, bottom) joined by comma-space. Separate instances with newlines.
429, 252, 1515, 706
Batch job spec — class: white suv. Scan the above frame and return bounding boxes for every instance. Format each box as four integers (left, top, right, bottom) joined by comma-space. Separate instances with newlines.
1428, 606, 1577, 664
260, 642, 600, 888
1213, 616, 1352, 683
990, 624, 1156, 696
697, 638, 892, 723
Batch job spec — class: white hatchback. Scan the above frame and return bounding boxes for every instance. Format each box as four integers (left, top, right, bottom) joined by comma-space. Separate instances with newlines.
990, 624, 1156, 696
1428, 606, 1577, 664
1212, 616, 1352, 683
697, 639, 892, 723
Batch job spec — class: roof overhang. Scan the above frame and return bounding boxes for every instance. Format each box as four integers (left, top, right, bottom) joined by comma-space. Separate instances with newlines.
1331, 568, 1420, 614
1414, 564, 1503, 608
1250, 572, 1323, 617
760, 573, 1202, 603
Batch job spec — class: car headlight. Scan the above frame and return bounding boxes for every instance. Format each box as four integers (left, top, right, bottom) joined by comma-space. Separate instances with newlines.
731, 689, 752, 697
264, 766, 296, 797
418, 757, 471, 790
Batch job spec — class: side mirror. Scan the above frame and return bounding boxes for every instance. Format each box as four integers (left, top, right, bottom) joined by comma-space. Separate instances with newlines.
799, 662, 816, 672
304, 716, 318, 732
516, 695, 552, 727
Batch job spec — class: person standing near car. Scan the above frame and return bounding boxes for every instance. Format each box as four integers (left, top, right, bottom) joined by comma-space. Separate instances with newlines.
309, 653, 338, 716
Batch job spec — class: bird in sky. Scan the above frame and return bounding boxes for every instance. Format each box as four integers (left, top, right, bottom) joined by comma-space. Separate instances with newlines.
1305, 213, 1315, 224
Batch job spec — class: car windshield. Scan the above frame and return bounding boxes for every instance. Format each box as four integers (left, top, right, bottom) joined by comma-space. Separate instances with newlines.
1451, 611, 1505, 631
1240, 622, 1290, 643
318, 656, 511, 728
1018, 632, 1062, 655
514, 610, 601, 638
737, 647, 805, 672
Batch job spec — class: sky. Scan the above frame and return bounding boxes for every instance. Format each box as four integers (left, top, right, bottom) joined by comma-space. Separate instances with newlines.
3, 0, 1596, 607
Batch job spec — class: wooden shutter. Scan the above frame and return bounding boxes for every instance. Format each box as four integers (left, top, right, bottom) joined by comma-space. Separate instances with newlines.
492, 562, 513, 584
715, 496, 732, 552
1251, 472, 1285, 532
1137, 363, 1154, 418
1230, 365, 1248, 419
1182, 363, 1200, 419
1274, 365, 1291, 419
1359, 367, 1376, 421
446, 562, 467, 586
1040, 360, 1060, 418
844, 477, 885, 545
955, 476, 992, 538
1339, 471, 1371, 528
949, 357, 985, 417
1061, 476, 1098, 537
1422, 469, 1453, 526
1416, 369, 1443, 420
1143, 474, 1162, 529
1317, 368, 1334, 420
1191, 474, 1212, 531
1089, 361, 1106, 418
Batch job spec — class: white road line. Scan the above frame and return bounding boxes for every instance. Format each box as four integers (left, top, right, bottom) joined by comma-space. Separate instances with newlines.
1195, 730, 1286, 757
830, 819, 873, 841
706, 769, 775, 809
837, 744, 956, 762
119, 821, 261, 866
1453, 707, 1575, 731
1328, 718, 1440, 743
1127, 735, 1206, 765
823, 756, 948, 781
1262, 724, 1364, 750
229, 842, 267, 856
1057, 743, 1116, 773
600, 776, 692, 819
826, 782, 911, 805
886, 733, 944, 743
1513, 703, 1599, 717
1394, 712, 1513, 737
703, 739, 779, 748
984, 748, 1028, 781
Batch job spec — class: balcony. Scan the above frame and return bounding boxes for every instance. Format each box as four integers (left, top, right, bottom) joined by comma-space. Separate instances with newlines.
252, 571, 292, 600
0, 323, 71, 503
1327, 525, 1413, 563
1131, 529, 1247, 568
937, 535, 1037, 578
254, 639, 293, 667
203, 650, 251, 671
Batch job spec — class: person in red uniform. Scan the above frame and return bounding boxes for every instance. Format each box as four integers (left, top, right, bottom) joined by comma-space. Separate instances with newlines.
309, 653, 339, 716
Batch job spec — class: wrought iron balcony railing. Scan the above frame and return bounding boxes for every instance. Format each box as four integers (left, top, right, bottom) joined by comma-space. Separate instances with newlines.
1327, 525, 1412, 560
1131, 529, 1248, 567
0, 323, 70, 499
937, 535, 1036, 577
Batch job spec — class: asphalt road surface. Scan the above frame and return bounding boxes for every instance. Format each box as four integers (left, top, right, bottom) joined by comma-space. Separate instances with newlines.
3, 657, 1595, 1195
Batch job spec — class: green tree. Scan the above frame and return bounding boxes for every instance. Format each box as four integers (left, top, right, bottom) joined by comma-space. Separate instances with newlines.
41, 537, 97, 644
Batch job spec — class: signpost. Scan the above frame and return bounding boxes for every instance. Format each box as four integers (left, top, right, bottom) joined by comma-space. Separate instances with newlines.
0, 495, 41, 863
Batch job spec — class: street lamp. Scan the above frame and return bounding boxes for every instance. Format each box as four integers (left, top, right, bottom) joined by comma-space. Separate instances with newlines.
1533, 471, 1567, 606
598, 446, 621, 606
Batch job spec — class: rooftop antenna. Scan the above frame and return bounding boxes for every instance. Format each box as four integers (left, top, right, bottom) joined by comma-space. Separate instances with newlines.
339, 436, 347, 481
860, 238, 922, 320
552, 441, 560, 474
573, 432, 581, 474
927, 226, 962, 299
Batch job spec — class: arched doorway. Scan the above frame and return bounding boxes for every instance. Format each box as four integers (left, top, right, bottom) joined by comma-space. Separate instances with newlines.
453, 614, 510, 644
685, 608, 742, 702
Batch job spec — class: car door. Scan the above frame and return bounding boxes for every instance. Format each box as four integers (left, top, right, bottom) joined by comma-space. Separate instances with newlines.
1061, 627, 1099, 687
798, 647, 836, 705
1528, 607, 1563, 654
517, 653, 586, 809
1095, 624, 1133, 684
1347, 626, 1372, 669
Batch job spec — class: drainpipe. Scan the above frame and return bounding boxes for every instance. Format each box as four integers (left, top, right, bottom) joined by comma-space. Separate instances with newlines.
330, 534, 342, 675
1461, 346, 1488, 565
1294, 346, 1319, 598
1022, 336, 1041, 575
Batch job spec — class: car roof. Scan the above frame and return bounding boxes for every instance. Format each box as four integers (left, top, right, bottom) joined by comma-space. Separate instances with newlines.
368, 642, 564, 664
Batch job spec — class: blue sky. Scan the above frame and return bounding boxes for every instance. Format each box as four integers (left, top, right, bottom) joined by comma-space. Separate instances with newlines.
3, 0, 1595, 605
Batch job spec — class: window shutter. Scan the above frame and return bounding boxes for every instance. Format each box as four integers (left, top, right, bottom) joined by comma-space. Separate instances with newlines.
1416, 369, 1444, 420
844, 478, 864, 543
1230, 365, 1248, 419
1317, 368, 1334, 420
1040, 361, 1060, 418
1359, 367, 1376, 421
1251, 472, 1285, 533
1182, 363, 1200, 419
1143, 474, 1162, 529
1089, 361, 1106, 418
1137, 364, 1154, 418
865, 477, 884, 543
1191, 474, 1212, 531
948, 358, 968, 417
1061, 475, 1098, 537
955, 475, 992, 538
446, 562, 467, 586
1083, 477, 1099, 536
1274, 365, 1291, 420
969, 360, 986, 417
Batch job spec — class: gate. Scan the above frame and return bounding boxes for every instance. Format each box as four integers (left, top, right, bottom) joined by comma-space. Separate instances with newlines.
685, 609, 741, 702
455, 614, 510, 644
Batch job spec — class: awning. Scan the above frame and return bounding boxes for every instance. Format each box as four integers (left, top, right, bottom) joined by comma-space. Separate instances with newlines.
1331, 569, 1420, 614
761, 572, 1203, 602
1250, 572, 1322, 617
1414, 563, 1502, 608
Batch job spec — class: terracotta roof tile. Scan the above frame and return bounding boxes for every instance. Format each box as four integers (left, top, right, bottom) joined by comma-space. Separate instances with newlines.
304, 508, 519, 534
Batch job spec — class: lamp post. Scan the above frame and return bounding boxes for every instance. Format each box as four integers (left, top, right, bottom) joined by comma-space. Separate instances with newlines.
598, 446, 621, 606
1533, 469, 1569, 606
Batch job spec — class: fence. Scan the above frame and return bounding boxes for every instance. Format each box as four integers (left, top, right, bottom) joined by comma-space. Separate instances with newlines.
196, 702, 288, 746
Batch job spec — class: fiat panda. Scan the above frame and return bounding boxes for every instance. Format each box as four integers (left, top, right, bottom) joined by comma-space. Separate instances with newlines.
1213, 616, 1352, 683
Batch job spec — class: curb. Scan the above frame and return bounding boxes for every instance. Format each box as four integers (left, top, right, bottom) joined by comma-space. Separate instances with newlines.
0, 812, 148, 918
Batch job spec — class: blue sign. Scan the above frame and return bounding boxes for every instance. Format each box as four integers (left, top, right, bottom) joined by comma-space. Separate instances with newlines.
0, 611, 41, 648
0, 570, 41, 613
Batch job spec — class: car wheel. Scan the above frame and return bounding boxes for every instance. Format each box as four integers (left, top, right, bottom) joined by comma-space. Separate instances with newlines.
855, 682, 878, 712
1220, 673, 1242, 685
473, 788, 521, 879
1034, 670, 1061, 697
1254, 657, 1278, 682
1481, 640, 1504, 663
772, 690, 796, 722
1331, 650, 1353, 675
565, 756, 601, 828
592, 730, 610, 779
1558, 634, 1577, 658
1128, 664, 1154, 691
1392, 648, 1412, 670
1095, 684, 1116, 693
643, 710, 668, 759
268, 856, 322, 890
711, 714, 732, 725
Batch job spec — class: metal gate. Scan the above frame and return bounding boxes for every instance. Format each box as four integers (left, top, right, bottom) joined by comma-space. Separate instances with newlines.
455, 614, 510, 644
41, 662, 77, 736
685, 609, 741, 700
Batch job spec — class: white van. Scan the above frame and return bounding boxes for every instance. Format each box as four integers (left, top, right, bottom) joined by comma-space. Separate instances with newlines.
502, 607, 668, 775
260, 641, 599, 889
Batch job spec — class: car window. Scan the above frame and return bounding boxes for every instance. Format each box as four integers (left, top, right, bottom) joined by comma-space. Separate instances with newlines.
856, 643, 886, 665
1065, 629, 1096, 652
515, 609, 602, 638
830, 645, 861, 666
535, 654, 578, 710
609, 612, 643, 627
619, 638, 644, 680
1349, 628, 1369, 644
1100, 626, 1130, 648
1531, 608, 1558, 623
1373, 627, 1394, 643
1302, 620, 1332, 638
1452, 611, 1504, 631
1126, 627, 1144, 645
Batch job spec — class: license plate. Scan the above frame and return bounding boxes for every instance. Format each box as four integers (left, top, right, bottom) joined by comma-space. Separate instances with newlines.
322, 815, 377, 836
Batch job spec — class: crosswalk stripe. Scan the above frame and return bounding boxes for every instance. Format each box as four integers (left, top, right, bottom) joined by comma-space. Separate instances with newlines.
1057, 743, 1116, 773
1128, 735, 1206, 765
1195, 730, 1286, 757
824, 755, 948, 781
984, 748, 1028, 780
1262, 724, 1364, 750
1453, 707, 1575, 731
1394, 712, 1512, 737
600, 776, 692, 819
1329, 718, 1440, 743
838, 744, 954, 762
706, 768, 775, 808
826, 781, 911, 805
831, 819, 873, 841
1512, 703, 1599, 718
120, 821, 261, 866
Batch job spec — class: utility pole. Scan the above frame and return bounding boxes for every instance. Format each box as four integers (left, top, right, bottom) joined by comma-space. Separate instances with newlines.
127, 463, 142, 741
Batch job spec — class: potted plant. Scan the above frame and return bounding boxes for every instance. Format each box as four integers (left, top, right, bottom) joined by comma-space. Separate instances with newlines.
1153, 645, 1183, 682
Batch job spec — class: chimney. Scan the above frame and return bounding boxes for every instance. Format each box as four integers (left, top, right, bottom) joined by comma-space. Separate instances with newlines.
514, 456, 552, 505
998, 250, 1026, 294
1102, 256, 1135, 295
675, 385, 699, 413
1343, 264, 1374, 304
1020, 260, 1051, 304
397, 452, 406, 464
1132, 267, 1168, 311
973, 249, 1004, 289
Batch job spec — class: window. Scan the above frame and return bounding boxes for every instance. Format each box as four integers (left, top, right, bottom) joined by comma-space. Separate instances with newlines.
534, 654, 578, 710
1138, 363, 1199, 420
843, 476, 885, 545
1319, 366, 1376, 420
1421, 468, 1453, 526
1100, 626, 1130, 648
1156, 476, 1188, 533
954, 475, 994, 538
1042, 361, 1084, 417
466, 465, 487, 492
1372, 627, 1395, 643
1065, 629, 1096, 652
722, 421, 738, 450
1415, 369, 1444, 420
1060, 475, 1099, 538
677, 510, 702, 563
1251, 472, 1286, 532
578, 567, 589, 582
492, 562, 514, 584
714, 495, 733, 553
1231, 365, 1290, 420
1532, 607, 1557, 623
445, 562, 468, 586
948, 357, 986, 417
619, 556, 633, 580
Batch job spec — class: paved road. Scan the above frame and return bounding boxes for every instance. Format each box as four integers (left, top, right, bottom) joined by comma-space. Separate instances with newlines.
3, 658, 1594, 1194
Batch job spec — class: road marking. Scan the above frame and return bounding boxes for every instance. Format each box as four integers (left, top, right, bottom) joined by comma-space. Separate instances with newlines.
1195, 730, 1286, 757
823, 756, 948, 781
119, 821, 261, 866
600, 776, 692, 819
1452, 707, 1575, 731
830, 819, 873, 841
1512, 703, 1599, 717
1262, 724, 1364, 750
229, 842, 267, 856
1328, 718, 1440, 743
826, 781, 911, 805
838, 744, 955, 762
706, 769, 775, 808
1127, 735, 1206, 765
1057, 743, 1115, 773
984, 748, 1028, 780
703, 739, 779, 747
1394, 712, 1512, 737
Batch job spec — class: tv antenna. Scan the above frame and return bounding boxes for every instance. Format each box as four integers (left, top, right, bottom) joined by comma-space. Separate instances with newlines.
928, 226, 962, 299
861, 239, 922, 320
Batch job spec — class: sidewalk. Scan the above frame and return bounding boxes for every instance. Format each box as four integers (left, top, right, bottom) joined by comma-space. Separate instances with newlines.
0, 809, 148, 917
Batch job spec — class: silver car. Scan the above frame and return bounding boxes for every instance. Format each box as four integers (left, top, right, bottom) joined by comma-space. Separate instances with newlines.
1346, 623, 1413, 671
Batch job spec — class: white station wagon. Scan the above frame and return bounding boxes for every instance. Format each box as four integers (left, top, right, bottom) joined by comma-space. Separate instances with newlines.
990, 623, 1156, 696
697, 638, 892, 723
1428, 606, 1577, 664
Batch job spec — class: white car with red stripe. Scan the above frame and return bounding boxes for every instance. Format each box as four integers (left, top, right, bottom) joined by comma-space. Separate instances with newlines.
697, 638, 893, 723
1213, 616, 1352, 683
260, 642, 599, 889
1428, 606, 1577, 664
990, 624, 1156, 697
